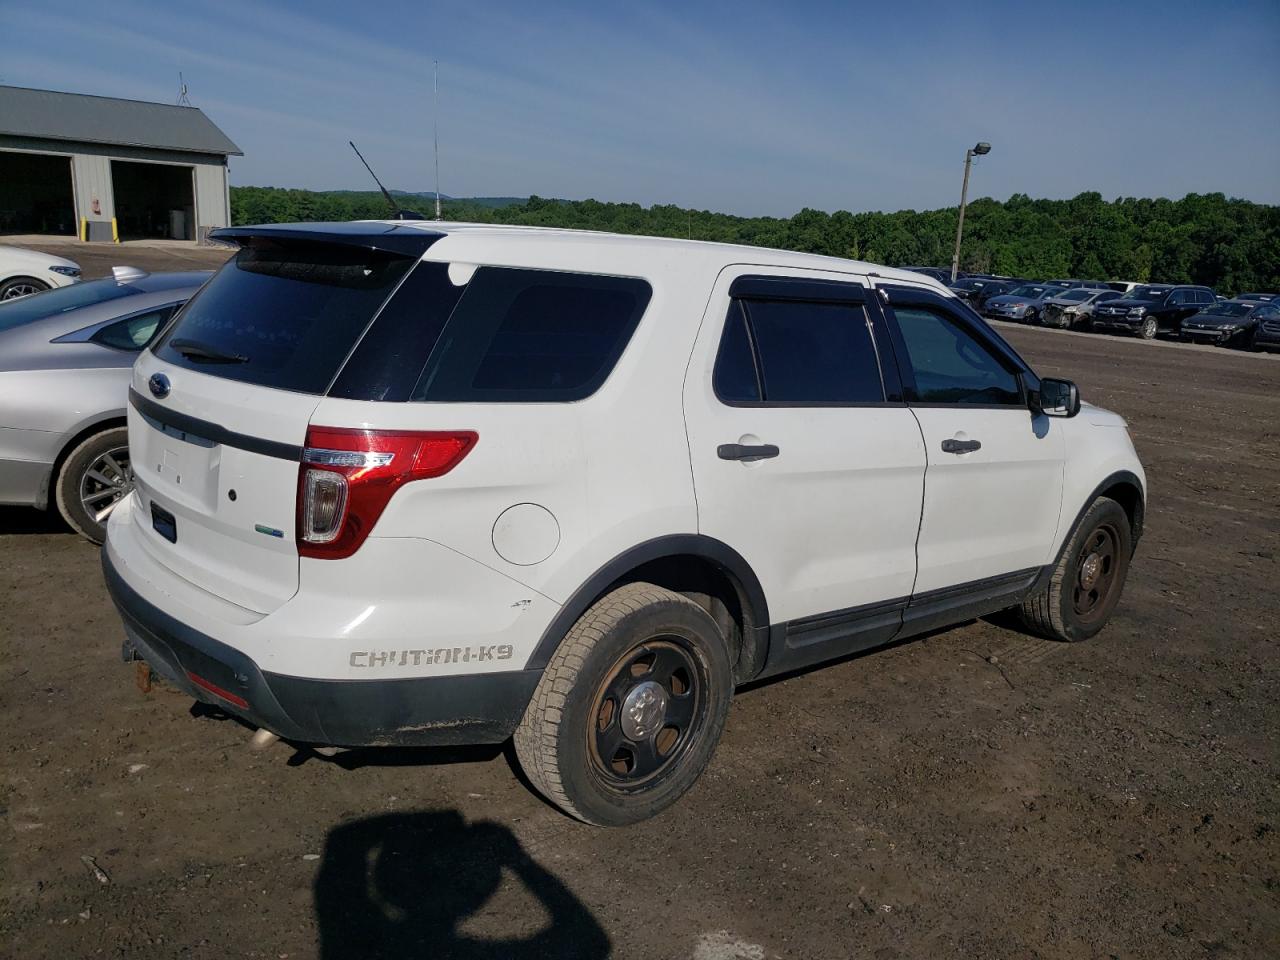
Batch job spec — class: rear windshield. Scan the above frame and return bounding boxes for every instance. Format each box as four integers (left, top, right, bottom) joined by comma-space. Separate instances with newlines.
0, 279, 141, 332
152, 240, 416, 393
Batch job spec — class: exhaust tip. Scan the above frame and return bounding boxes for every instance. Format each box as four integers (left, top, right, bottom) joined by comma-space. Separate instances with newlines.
249, 729, 280, 751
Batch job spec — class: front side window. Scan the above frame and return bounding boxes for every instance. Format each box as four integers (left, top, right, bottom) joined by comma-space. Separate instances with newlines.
91, 304, 178, 351
892, 306, 1022, 405
712, 295, 885, 404
1168, 289, 1192, 305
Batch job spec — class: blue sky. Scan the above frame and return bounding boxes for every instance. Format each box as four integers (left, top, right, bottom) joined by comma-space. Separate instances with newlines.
2, 0, 1277, 216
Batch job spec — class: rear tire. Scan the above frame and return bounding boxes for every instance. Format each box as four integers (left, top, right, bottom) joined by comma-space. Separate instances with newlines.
1015, 497, 1132, 643
0, 276, 50, 300
514, 583, 733, 826
54, 427, 132, 544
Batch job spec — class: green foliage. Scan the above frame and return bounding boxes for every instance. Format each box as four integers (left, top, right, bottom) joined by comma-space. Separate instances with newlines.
229, 186, 1280, 294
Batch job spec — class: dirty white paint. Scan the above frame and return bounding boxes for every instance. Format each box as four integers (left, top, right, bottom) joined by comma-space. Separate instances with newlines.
692, 930, 766, 960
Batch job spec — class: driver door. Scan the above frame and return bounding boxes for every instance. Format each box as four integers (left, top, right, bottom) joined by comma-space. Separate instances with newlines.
877, 286, 1065, 597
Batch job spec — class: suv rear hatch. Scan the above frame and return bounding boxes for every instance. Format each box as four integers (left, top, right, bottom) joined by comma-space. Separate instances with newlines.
127, 225, 439, 614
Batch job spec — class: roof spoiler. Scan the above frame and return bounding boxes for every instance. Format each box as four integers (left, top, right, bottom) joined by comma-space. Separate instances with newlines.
209, 222, 445, 257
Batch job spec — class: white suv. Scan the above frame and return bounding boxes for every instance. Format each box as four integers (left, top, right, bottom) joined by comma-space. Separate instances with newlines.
104, 221, 1145, 825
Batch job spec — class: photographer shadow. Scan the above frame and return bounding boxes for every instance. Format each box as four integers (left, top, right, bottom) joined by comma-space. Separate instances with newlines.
315, 810, 610, 960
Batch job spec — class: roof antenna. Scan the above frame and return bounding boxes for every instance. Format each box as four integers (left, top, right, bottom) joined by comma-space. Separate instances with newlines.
349, 141, 426, 220
433, 60, 442, 221
176, 72, 191, 107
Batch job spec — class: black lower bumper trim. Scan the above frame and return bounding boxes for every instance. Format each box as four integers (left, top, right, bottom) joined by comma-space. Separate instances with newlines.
102, 549, 541, 747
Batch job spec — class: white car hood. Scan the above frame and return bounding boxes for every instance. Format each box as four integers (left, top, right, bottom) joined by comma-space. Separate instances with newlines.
0, 245, 79, 272
1082, 402, 1127, 428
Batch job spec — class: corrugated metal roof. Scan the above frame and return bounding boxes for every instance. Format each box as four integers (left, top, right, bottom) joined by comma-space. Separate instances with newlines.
0, 85, 242, 156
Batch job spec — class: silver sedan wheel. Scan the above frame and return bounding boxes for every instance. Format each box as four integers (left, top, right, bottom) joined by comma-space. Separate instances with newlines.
79, 445, 134, 524
2, 281, 42, 300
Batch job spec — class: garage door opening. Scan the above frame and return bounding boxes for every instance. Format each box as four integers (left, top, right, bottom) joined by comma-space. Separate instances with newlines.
111, 160, 195, 241
0, 151, 76, 235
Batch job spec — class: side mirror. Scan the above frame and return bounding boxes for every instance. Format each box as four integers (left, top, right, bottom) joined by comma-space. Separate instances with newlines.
1034, 378, 1080, 418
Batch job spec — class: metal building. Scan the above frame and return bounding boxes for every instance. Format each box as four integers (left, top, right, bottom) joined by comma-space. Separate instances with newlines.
0, 85, 241, 243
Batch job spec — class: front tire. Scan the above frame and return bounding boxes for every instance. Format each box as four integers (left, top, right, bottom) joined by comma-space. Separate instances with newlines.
1138, 316, 1158, 339
54, 427, 133, 544
0, 276, 50, 300
1015, 497, 1133, 642
514, 583, 733, 826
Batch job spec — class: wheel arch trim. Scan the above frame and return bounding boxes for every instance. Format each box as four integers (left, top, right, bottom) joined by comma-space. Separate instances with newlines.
38, 413, 128, 510
526, 535, 770, 675
1034, 469, 1145, 594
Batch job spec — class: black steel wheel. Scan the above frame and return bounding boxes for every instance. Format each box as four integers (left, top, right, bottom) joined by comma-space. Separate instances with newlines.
514, 583, 733, 825
588, 639, 707, 787
1070, 521, 1122, 627
1015, 497, 1133, 642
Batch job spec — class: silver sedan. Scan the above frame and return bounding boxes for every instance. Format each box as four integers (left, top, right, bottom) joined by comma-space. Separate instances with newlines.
1041, 288, 1123, 330
0, 268, 211, 542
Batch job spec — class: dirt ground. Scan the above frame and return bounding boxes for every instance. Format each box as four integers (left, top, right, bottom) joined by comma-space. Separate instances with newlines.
2, 240, 1277, 959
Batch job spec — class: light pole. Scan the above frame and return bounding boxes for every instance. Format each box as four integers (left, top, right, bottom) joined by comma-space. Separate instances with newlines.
950, 141, 991, 283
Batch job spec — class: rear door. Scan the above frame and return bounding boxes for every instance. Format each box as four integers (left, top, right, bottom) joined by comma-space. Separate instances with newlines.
683, 268, 926, 670
127, 230, 431, 613
874, 285, 1065, 603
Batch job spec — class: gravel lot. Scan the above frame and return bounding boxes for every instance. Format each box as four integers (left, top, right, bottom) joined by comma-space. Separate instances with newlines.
2, 241, 1277, 959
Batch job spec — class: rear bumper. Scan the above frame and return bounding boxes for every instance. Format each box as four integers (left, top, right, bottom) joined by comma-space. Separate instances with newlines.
103, 545, 542, 747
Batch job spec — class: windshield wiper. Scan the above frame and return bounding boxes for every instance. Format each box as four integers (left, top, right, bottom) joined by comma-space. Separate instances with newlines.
169, 338, 249, 364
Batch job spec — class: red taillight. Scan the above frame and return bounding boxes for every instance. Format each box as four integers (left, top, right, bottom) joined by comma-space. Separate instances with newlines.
297, 426, 477, 559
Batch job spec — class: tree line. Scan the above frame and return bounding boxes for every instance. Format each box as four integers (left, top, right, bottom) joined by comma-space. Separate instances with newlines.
230, 186, 1280, 294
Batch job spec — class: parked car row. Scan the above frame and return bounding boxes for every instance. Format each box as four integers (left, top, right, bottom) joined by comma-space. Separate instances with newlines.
905, 267, 1278, 352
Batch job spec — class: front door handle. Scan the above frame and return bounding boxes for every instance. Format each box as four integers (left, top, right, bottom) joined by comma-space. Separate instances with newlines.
718, 443, 780, 461
941, 438, 982, 454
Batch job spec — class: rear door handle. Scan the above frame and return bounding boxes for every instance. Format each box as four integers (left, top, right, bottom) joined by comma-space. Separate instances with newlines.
718, 443, 780, 461
941, 438, 982, 454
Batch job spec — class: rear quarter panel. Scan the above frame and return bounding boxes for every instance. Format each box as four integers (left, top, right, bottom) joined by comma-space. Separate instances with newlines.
308, 247, 714, 608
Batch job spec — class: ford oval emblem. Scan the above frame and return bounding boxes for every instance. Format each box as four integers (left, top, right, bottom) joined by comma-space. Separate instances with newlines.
148, 373, 171, 399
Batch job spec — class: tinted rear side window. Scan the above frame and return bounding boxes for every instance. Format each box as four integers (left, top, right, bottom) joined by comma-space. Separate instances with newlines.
328, 262, 467, 402
153, 240, 415, 394
410, 268, 651, 402
739, 299, 884, 404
